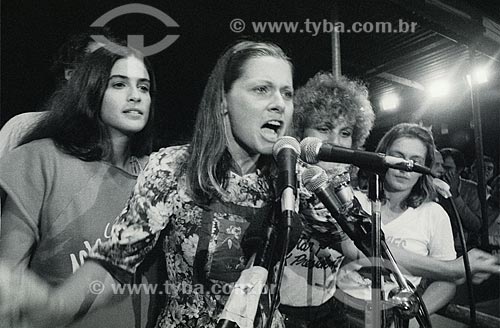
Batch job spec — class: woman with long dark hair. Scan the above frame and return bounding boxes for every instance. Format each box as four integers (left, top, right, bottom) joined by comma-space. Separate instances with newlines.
0, 40, 294, 328
1, 45, 498, 328
336, 123, 456, 326
0, 44, 157, 327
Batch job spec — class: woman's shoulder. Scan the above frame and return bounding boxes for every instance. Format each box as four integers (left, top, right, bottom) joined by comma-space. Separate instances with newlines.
2, 111, 47, 130
0, 139, 77, 183
418, 200, 445, 211
150, 144, 190, 161
14, 138, 60, 156
146, 144, 190, 173
416, 201, 449, 220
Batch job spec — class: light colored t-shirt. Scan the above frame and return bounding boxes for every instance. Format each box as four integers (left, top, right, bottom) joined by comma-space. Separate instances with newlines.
0, 139, 158, 328
0, 111, 47, 222
0, 111, 47, 157
337, 193, 456, 300
280, 163, 347, 307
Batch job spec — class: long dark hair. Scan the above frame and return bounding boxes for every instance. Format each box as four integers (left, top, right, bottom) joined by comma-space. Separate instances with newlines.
185, 40, 292, 203
375, 123, 436, 209
21, 45, 156, 160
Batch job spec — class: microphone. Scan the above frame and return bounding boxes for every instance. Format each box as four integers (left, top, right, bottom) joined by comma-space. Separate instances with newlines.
302, 165, 354, 215
301, 165, 375, 257
300, 137, 433, 176
240, 137, 301, 267
218, 137, 301, 328
272, 136, 300, 212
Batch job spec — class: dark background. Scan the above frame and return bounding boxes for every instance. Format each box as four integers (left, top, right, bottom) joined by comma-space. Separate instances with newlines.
2, 0, 500, 168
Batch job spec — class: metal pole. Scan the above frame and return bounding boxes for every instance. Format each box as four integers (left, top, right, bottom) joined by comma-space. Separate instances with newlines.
369, 174, 383, 328
331, 0, 341, 78
468, 47, 490, 248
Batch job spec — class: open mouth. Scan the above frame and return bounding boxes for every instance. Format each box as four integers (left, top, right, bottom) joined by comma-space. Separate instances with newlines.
261, 120, 283, 137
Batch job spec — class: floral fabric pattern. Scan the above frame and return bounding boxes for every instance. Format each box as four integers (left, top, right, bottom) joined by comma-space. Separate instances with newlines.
91, 145, 281, 328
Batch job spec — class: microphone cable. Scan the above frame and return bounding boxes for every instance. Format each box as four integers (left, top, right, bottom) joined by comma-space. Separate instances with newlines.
433, 178, 476, 327
442, 195, 476, 327
265, 208, 293, 328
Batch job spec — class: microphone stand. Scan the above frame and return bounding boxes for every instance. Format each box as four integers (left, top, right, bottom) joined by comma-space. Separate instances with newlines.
216, 206, 279, 328
368, 174, 384, 328
216, 201, 293, 328
366, 174, 432, 328
265, 205, 293, 328
314, 173, 432, 327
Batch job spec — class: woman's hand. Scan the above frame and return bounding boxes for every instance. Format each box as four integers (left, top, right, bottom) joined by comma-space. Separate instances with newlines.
0, 261, 120, 327
442, 171, 460, 197
0, 263, 50, 326
455, 248, 500, 284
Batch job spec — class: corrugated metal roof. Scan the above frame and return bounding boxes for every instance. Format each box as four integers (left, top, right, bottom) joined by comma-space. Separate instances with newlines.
335, 1, 500, 113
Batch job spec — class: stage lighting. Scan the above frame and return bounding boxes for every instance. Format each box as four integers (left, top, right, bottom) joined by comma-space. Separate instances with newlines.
428, 80, 450, 98
472, 66, 488, 84
380, 93, 399, 111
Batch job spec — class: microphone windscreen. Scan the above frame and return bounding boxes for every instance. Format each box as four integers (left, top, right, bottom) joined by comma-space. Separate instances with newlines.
272, 136, 300, 160
299, 137, 322, 164
302, 165, 328, 192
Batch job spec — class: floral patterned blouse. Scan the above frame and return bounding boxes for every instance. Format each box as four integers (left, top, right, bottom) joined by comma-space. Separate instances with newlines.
91, 145, 283, 328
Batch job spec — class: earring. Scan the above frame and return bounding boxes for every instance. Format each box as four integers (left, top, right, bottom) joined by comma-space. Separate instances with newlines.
221, 100, 228, 114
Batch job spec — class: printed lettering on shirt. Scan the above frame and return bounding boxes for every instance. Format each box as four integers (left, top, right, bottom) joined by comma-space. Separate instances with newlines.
385, 236, 407, 248
70, 222, 112, 272
286, 253, 343, 270
285, 238, 343, 271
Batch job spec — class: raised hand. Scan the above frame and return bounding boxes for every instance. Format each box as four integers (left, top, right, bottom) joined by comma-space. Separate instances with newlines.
442, 171, 460, 197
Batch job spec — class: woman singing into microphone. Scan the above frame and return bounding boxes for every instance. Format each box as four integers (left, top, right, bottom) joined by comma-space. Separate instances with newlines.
0, 40, 295, 328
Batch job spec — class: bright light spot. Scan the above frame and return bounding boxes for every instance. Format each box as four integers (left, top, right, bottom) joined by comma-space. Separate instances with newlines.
428, 80, 450, 98
472, 66, 488, 84
380, 93, 399, 111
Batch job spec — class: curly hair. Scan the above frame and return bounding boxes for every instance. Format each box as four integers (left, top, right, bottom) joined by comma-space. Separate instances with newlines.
293, 73, 374, 149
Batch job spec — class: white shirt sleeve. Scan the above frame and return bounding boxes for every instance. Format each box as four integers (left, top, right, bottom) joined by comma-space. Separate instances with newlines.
425, 202, 457, 260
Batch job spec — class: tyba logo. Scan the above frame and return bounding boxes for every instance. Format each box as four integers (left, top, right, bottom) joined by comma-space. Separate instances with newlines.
90, 3, 180, 56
